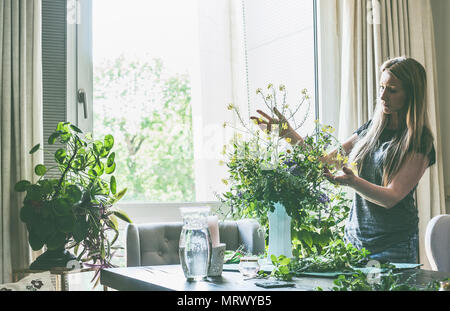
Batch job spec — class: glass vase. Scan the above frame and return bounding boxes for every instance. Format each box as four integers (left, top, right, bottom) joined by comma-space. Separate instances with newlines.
179, 207, 211, 281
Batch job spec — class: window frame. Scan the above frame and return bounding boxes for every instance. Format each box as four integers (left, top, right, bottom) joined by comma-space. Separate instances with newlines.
67, 0, 320, 223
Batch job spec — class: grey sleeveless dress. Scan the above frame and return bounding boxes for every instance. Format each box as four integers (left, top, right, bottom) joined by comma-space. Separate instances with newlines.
344, 120, 436, 263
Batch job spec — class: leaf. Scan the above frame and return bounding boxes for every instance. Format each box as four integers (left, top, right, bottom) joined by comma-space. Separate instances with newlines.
54, 148, 67, 164
112, 210, 132, 223
93, 140, 103, 155
70, 124, 83, 133
34, 164, 47, 176
104, 134, 114, 151
105, 162, 116, 174
109, 215, 119, 231
301, 231, 313, 248
114, 188, 127, 202
270, 254, 277, 265
29, 144, 40, 154
110, 176, 117, 195
279, 257, 291, 266
107, 152, 115, 167
56, 215, 76, 233
15, 180, 31, 192
48, 132, 61, 145
66, 185, 82, 203
46, 231, 67, 250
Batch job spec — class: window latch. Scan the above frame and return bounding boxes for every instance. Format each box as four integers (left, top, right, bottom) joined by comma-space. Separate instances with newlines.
77, 88, 88, 119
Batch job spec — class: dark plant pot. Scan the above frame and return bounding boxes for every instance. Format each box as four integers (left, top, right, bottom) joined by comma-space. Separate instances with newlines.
29, 248, 79, 270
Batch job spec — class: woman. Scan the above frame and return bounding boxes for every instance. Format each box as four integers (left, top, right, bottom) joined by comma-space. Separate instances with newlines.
251, 57, 436, 263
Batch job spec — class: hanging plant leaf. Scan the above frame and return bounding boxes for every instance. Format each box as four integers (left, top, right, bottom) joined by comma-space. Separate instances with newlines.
112, 210, 132, 223
29, 144, 40, 154
93, 140, 103, 155
110, 176, 117, 195
70, 124, 83, 133
34, 164, 47, 176
105, 162, 116, 174
107, 152, 115, 167
104, 134, 114, 151
48, 132, 61, 145
54, 148, 67, 164
15, 180, 31, 192
66, 185, 82, 203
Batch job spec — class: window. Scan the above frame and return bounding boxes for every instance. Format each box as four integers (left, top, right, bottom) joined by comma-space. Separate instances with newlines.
63, 0, 318, 219
91, 0, 198, 203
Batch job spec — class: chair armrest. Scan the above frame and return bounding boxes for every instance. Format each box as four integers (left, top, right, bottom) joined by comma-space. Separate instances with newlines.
126, 223, 141, 267
236, 219, 266, 255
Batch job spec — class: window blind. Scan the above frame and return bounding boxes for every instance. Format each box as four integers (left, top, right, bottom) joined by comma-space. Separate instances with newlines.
42, 0, 67, 177
242, 0, 317, 135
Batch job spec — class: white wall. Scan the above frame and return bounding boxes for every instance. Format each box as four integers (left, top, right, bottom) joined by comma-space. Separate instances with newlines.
431, 0, 450, 213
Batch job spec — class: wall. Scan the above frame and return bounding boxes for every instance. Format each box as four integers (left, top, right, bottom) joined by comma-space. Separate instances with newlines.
430, 0, 450, 213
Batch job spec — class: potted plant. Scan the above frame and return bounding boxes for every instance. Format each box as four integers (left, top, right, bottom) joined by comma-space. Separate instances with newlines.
219, 84, 357, 259
14, 122, 131, 280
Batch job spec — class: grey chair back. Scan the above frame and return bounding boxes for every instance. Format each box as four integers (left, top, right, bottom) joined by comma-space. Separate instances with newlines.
425, 214, 450, 272
126, 219, 265, 267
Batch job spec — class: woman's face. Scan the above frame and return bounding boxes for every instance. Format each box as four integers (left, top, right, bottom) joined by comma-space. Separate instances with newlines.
379, 71, 407, 115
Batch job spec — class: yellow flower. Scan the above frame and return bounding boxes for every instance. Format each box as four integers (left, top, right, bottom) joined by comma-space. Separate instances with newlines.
282, 122, 288, 130
283, 104, 289, 109
221, 178, 228, 185
286, 149, 292, 154
308, 155, 316, 162
350, 161, 358, 168
285, 137, 292, 143
343, 156, 349, 164
227, 103, 234, 110
253, 119, 259, 125
336, 153, 343, 161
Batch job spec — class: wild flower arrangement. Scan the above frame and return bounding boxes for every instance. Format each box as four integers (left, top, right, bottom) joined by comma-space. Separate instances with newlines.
219, 84, 359, 259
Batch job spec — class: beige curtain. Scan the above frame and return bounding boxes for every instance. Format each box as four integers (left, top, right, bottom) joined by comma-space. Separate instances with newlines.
0, 0, 43, 283
318, 0, 446, 269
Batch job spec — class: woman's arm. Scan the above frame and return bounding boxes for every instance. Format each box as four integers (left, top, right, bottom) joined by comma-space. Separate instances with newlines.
325, 152, 430, 209
251, 108, 359, 167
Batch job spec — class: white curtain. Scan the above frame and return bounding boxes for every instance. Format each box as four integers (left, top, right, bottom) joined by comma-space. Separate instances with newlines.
0, 0, 43, 283
318, 0, 446, 269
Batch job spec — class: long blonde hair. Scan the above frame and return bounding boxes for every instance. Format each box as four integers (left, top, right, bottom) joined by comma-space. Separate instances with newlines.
349, 57, 433, 186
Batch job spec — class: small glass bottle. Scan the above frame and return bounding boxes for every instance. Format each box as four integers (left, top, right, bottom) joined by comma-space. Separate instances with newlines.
238, 256, 260, 278
439, 280, 450, 291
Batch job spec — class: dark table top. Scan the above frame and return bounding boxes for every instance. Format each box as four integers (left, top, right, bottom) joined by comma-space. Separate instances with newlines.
100, 264, 450, 291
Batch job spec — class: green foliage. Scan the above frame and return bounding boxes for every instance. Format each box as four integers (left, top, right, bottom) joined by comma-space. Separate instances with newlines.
15, 122, 132, 270
318, 272, 450, 291
270, 255, 293, 281
291, 240, 370, 273
220, 84, 354, 258
93, 55, 195, 202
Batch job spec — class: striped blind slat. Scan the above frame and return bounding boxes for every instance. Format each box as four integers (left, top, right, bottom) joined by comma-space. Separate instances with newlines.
42, 0, 67, 178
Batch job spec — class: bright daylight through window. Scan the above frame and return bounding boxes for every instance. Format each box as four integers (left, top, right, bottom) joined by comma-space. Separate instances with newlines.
91, 0, 316, 205
92, 0, 198, 203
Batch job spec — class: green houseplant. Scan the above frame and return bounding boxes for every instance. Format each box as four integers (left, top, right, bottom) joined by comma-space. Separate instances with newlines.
15, 122, 131, 278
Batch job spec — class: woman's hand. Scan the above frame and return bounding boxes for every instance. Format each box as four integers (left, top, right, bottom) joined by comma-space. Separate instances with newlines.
250, 107, 302, 144
323, 166, 357, 187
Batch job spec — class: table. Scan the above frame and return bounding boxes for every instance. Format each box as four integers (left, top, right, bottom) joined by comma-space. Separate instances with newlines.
100, 264, 450, 291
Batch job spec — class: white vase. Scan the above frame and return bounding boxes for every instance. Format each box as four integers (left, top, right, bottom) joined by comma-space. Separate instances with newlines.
267, 202, 293, 259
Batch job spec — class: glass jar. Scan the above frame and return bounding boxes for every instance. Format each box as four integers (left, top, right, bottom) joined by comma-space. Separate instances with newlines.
238, 256, 260, 278
179, 207, 211, 281
439, 280, 450, 291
